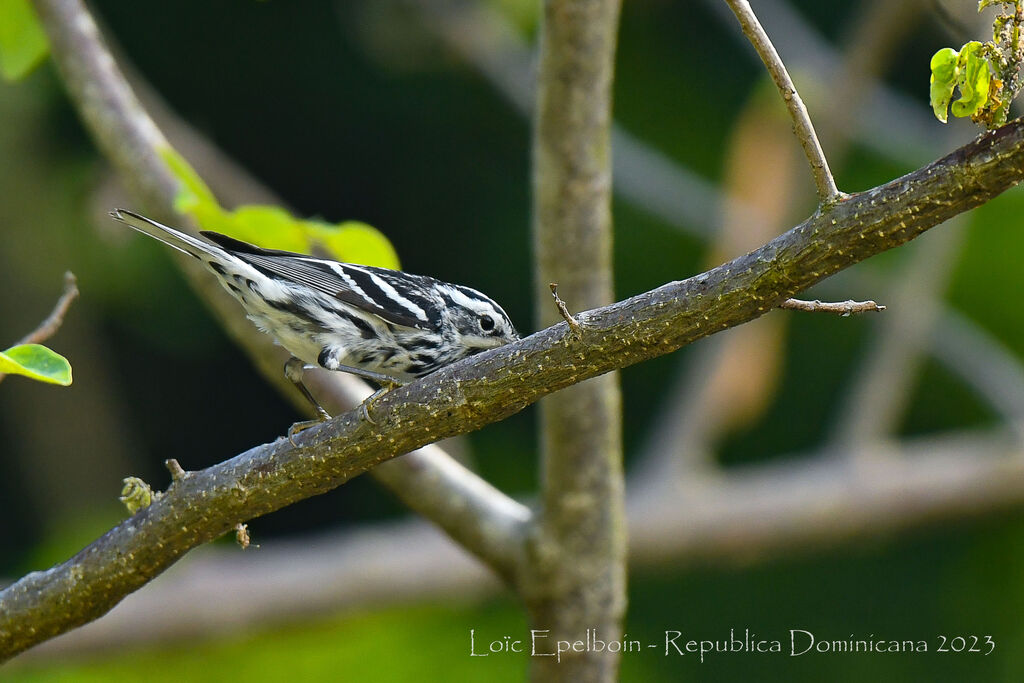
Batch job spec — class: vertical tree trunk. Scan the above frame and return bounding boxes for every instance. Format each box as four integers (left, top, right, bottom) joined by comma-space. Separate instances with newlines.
526, 1, 625, 681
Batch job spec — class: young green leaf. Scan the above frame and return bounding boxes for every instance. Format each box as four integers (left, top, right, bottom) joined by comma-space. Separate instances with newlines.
158, 145, 401, 268
930, 47, 960, 123
159, 145, 219, 213
0, 343, 72, 385
306, 220, 401, 270
0, 0, 49, 81
951, 41, 992, 118
228, 205, 308, 253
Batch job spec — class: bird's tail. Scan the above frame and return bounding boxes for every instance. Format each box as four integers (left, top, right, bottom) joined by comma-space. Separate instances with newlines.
109, 209, 220, 260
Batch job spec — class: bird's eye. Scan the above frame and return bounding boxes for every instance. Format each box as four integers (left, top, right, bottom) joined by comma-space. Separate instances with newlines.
479, 314, 495, 331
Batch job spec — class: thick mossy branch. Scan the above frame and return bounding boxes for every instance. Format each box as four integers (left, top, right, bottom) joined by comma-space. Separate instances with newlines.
3, 121, 1024, 660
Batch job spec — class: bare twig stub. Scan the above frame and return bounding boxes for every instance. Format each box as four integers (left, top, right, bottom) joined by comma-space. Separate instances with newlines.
723, 0, 841, 203
779, 298, 886, 315
549, 283, 584, 334
234, 524, 251, 550
164, 459, 187, 481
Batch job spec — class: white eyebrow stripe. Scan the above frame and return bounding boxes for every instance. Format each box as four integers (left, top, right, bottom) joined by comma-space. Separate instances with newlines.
363, 269, 430, 322
441, 284, 489, 312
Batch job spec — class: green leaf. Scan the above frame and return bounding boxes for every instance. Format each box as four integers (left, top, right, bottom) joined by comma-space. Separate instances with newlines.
930, 47, 960, 123
228, 205, 308, 253
0, 0, 49, 81
0, 343, 72, 385
305, 220, 401, 269
157, 144, 400, 266
952, 41, 992, 118
159, 145, 218, 213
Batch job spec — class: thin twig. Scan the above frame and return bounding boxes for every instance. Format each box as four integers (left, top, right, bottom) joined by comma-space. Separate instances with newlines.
707, 0, 963, 160
0, 272, 79, 386
779, 298, 886, 315
14, 272, 79, 346
415, 0, 1024, 480
549, 283, 583, 335
723, 0, 840, 202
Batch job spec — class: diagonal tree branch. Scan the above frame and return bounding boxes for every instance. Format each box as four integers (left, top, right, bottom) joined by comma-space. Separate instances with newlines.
931, 310, 1024, 440
5, 114, 1024, 659
28, 0, 531, 580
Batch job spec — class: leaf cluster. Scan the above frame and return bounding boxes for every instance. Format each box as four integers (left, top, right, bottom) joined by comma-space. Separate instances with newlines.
930, 0, 1024, 128
161, 147, 400, 269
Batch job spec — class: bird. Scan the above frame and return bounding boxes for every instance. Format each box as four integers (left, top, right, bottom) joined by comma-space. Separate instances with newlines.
109, 209, 519, 436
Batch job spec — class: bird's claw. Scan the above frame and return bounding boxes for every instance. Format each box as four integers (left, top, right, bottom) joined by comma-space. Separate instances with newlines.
288, 408, 331, 446
359, 381, 403, 425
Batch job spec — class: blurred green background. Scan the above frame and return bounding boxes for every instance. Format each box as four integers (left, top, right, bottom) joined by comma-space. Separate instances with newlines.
3, 0, 1024, 680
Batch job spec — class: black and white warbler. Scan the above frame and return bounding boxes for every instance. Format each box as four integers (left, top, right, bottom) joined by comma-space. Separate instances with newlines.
110, 209, 519, 434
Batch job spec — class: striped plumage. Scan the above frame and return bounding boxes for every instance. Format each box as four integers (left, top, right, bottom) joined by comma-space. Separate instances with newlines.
110, 209, 518, 430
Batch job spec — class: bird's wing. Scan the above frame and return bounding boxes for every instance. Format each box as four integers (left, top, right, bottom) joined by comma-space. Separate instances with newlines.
201, 231, 439, 331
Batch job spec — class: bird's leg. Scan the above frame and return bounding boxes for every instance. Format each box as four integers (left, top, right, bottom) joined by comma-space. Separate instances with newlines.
285, 356, 330, 444
326, 363, 404, 424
